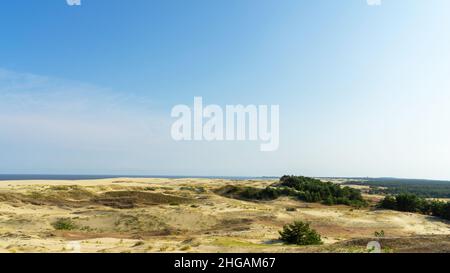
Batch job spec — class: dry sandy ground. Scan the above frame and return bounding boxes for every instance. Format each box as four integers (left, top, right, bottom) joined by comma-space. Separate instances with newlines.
0, 178, 448, 253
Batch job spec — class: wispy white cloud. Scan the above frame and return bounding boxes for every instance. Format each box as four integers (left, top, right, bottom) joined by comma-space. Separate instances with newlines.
0, 68, 127, 114
0, 69, 169, 170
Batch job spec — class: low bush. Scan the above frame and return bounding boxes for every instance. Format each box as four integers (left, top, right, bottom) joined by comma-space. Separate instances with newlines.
52, 218, 77, 230
279, 221, 322, 246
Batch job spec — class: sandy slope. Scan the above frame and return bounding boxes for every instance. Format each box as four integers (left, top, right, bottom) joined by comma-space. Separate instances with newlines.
0, 178, 448, 253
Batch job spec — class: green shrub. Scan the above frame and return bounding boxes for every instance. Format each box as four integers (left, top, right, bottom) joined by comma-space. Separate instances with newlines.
378, 195, 397, 210
395, 193, 422, 212
374, 230, 385, 238
52, 218, 77, 230
279, 221, 322, 246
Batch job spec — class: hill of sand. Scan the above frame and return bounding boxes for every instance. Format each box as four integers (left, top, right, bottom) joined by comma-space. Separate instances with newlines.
0, 178, 449, 253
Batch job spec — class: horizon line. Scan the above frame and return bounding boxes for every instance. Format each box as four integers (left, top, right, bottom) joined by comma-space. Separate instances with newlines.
0, 173, 449, 182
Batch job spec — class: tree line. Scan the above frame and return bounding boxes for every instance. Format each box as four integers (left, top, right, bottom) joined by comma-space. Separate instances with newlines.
344, 178, 450, 198
379, 193, 450, 221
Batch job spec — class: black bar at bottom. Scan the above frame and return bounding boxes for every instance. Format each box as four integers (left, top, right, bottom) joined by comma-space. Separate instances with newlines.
2, 253, 446, 272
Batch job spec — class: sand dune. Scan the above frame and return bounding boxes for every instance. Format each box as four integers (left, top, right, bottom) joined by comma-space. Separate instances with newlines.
0, 178, 448, 253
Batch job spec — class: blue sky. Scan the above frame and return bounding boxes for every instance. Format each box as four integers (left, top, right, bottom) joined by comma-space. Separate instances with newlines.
1, 0, 450, 179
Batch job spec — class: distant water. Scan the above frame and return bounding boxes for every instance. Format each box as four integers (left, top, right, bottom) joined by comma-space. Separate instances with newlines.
0, 174, 278, 181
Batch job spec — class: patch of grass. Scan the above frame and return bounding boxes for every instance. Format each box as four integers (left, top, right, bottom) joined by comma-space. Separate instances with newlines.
180, 245, 191, 251
48, 185, 95, 200
50, 185, 75, 191
212, 238, 265, 248
133, 241, 145, 247
93, 191, 193, 209
80, 226, 94, 232
159, 246, 169, 252
180, 186, 206, 194
52, 218, 78, 230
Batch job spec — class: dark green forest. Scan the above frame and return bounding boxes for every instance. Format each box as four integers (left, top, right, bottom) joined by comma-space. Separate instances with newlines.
342, 178, 450, 198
